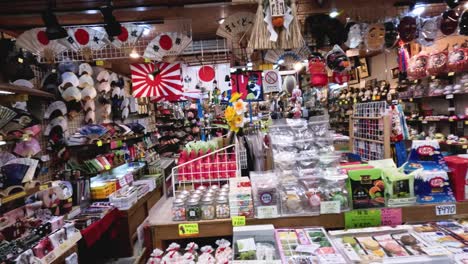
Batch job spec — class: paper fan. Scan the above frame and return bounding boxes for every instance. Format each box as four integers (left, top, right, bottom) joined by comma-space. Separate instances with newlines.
216, 12, 255, 60
4, 158, 39, 183
131, 62, 183, 98
15, 28, 67, 62
144, 32, 192, 61
0, 105, 17, 129
0, 151, 16, 167
265, 47, 311, 69
110, 24, 144, 51
61, 27, 108, 59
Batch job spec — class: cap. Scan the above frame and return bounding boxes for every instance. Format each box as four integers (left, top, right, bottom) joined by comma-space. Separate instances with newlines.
44, 101, 67, 119
61, 72, 79, 87
44, 116, 68, 136
78, 75, 94, 88
78, 63, 93, 76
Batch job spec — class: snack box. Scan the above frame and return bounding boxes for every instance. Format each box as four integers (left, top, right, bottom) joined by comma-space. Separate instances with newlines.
411, 222, 468, 254
346, 168, 386, 209
329, 226, 452, 263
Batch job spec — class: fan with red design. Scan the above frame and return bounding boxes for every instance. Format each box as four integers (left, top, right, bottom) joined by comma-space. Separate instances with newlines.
60, 27, 108, 59
16, 28, 67, 62
109, 24, 144, 53
143, 32, 192, 61
130, 62, 183, 98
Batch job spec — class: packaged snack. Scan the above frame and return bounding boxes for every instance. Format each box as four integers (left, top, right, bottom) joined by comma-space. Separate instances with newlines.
427, 51, 448, 76
407, 54, 429, 80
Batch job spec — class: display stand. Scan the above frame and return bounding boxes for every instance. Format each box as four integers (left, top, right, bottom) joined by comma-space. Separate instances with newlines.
146, 196, 468, 249
349, 101, 391, 160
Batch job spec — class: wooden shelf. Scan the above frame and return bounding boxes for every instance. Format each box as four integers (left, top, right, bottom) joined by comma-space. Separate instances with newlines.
146, 197, 468, 249
0, 82, 55, 99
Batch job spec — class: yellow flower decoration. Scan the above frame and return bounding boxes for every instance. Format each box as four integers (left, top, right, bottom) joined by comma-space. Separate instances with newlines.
229, 92, 242, 103
228, 120, 239, 133
224, 106, 236, 122
233, 99, 247, 115
234, 115, 244, 128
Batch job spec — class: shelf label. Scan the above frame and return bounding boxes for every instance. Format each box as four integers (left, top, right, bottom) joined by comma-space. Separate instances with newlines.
422, 120, 428, 124
435, 204, 456, 216
446, 94, 454, 99
345, 209, 381, 229
144, 58, 151, 63
448, 107, 455, 112
96, 60, 104, 66
422, 246, 450, 256
320, 201, 341, 214
256, 205, 279, 218
39, 184, 49, 191
381, 208, 402, 226
96, 140, 103, 147
448, 72, 455, 76
2, 191, 26, 203
178, 223, 199, 237
463, 145, 467, 149
44, 252, 56, 263
232, 216, 246, 227
318, 254, 347, 264
105, 165, 111, 170
465, 121, 468, 125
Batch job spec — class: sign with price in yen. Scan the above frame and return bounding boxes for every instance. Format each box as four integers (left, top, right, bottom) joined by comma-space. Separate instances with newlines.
345, 209, 382, 229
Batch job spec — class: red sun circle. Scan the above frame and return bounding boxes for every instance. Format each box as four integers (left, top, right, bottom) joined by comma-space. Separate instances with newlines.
159, 35, 173, 50
36, 31, 50, 45
74, 29, 90, 45
118, 26, 129, 42
198, 66, 215, 82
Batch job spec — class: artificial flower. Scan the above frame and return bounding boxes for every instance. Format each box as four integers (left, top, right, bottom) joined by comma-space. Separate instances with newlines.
233, 99, 247, 115
229, 92, 242, 103
228, 120, 239, 133
224, 106, 236, 122
234, 115, 244, 128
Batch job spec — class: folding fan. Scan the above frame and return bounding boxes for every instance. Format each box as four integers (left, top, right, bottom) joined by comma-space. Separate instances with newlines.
265, 46, 311, 69
109, 24, 145, 52
15, 28, 67, 62
130, 62, 183, 98
4, 158, 39, 183
0, 151, 16, 167
216, 12, 255, 60
0, 105, 17, 129
143, 32, 192, 61
60, 27, 108, 59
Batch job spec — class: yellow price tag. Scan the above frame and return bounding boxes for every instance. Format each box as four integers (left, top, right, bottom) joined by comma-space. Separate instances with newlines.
96, 60, 104, 66
465, 121, 468, 125
2, 191, 26, 203
449, 118, 454, 122
96, 140, 103, 147
178, 223, 199, 237
105, 165, 111, 170
448, 72, 455, 76
232, 216, 246, 227
353, 98, 357, 103
144, 58, 151, 63
40, 184, 49, 191
463, 145, 467, 149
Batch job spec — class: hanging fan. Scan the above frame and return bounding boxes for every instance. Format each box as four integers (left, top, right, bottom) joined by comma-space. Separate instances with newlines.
265, 46, 311, 69
60, 27, 108, 60
109, 24, 145, 53
0, 105, 17, 129
15, 28, 67, 62
216, 12, 255, 60
130, 62, 183, 98
0, 151, 16, 167
143, 32, 192, 61
4, 158, 39, 183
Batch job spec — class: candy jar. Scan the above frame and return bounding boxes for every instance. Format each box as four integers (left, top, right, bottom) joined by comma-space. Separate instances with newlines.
198, 246, 216, 264
185, 199, 201, 221
147, 248, 164, 264
215, 239, 232, 264
201, 197, 215, 220
161, 243, 182, 264
215, 196, 230, 219
172, 199, 186, 221
184, 242, 198, 262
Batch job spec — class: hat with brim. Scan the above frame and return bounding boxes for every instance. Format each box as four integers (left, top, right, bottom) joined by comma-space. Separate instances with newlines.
44, 116, 68, 136
61, 72, 79, 87
78, 75, 94, 88
44, 101, 67, 119
79, 63, 93, 76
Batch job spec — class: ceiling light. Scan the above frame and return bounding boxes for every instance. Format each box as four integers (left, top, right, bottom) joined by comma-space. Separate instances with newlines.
42, 10, 68, 40
246, 62, 253, 67
411, 4, 426, 16
100, 5, 122, 37
85, 10, 100, 14
277, 59, 285, 64
129, 49, 140, 59
329, 10, 340, 18
294, 62, 304, 71
464, 1, 468, 8
218, 18, 225, 25
0, 90, 15, 95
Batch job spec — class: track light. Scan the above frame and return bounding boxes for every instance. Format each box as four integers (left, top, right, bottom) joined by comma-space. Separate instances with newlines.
100, 5, 121, 37
42, 9, 68, 40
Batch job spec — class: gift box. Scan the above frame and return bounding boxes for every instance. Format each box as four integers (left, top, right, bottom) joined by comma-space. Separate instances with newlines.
346, 168, 385, 209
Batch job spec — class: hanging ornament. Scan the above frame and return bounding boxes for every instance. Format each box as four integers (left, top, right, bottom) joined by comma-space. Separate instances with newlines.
326, 45, 351, 73
460, 10, 468, 35
365, 23, 385, 51
398, 44, 410, 80
445, 0, 460, 9
384, 21, 399, 48
398, 16, 418, 43
418, 17, 438, 46
407, 53, 429, 80
440, 9, 459, 36
308, 52, 328, 87
345, 23, 364, 48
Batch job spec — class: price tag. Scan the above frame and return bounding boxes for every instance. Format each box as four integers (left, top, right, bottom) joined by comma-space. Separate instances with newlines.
446, 94, 454, 99
17, 57, 23, 63
345, 209, 381, 229
96, 60, 104, 66
39, 184, 49, 191
448, 72, 455, 76
431, 75, 436, 79
105, 164, 111, 170
465, 121, 468, 125
144, 58, 151, 63
463, 145, 467, 149
381, 208, 402, 226
435, 204, 456, 216
320, 201, 341, 214
96, 140, 103, 147
422, 246, 450, 256
232, 216, 246, 227
409, 98, 413, 102
178, 223, 199, 237
422, 120, 428, 124
44, 253, 56, 263
448, 107, 455, 112
110, 141, 118, 149
256, 206, 279, 218
318, 254, 347, 264
449, 118, 454, 122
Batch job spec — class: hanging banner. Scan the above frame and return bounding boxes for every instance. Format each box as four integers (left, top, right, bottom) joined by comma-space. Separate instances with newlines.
231, 71, 264, 101
182, 63, 231, 93
130, 62, 183, 98
263, 70, 282, 93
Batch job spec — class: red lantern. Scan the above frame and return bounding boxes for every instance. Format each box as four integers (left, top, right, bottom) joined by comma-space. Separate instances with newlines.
309, 55, 328, 87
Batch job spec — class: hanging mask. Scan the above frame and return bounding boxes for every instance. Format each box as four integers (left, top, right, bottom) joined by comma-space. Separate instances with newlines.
365, 23, 385, 50
440, 9, 459, 36
398, 16, 418, 42
326, 45, 351, 73
418, 17, 438, 46
384, 21, 399, 48
345, 23, 363, 48
460, 10, 468, 35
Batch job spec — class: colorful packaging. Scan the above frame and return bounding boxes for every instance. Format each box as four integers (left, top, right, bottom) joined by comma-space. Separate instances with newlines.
346, 168, 385, 209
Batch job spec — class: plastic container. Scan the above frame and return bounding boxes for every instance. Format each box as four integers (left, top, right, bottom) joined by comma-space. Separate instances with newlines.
172, 198, 186, 221
109, 188, 138, 210
216, 196, 230, 219
186, 198, 201, 221
201, 197, 215, 220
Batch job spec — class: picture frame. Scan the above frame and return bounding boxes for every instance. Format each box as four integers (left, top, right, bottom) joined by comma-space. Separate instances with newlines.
348, 68, 359, 84
391, 67, 399, 79
357, 58, 369, 78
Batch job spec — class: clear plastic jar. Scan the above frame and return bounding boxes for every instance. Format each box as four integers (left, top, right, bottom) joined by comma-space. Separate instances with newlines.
201, 197, 215, 220
172, 198, 186, 221
186, 198, 201, 221
215, 196, 230, 219
197, 185, 207, 192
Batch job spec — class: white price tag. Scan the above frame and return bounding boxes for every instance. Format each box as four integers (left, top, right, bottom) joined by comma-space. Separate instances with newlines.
256, 206, 278, 219
422, 246, 451, 256
435, 204, 456, 216
422, 120, 428, 124
320, 201, 341, 214
358, 141, 365, 149
318, 254, 347, 264
295, 244, 320, 254
448, 107, 455, 112
446, 94, 454, 99
369, 143, 377, 152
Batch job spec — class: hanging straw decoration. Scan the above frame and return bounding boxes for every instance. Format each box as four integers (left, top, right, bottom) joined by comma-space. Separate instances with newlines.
279, 0, 303, 49
248, 0, 274, 50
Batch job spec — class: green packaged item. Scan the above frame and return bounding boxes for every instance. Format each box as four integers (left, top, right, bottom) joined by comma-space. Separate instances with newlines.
347, 168, 385, 209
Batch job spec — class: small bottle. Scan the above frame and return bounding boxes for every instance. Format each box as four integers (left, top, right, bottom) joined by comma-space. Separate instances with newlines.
186, 198, 201, 221
201, 197, 215, 220
172, 198, 186, 221
215, 196, 230, 219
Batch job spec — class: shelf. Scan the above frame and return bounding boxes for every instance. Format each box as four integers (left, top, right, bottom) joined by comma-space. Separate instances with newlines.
40, 231, 81, 264
67, 134, 145, 148
0, 82, 55, 99
147, 197, 468, 249
0, 186, 40, 206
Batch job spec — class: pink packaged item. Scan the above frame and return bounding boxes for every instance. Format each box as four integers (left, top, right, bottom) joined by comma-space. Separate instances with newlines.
198, 246, 215, 264
448, 48, 468, 72
427, 51, 448, 76
407, 54, 429, 79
